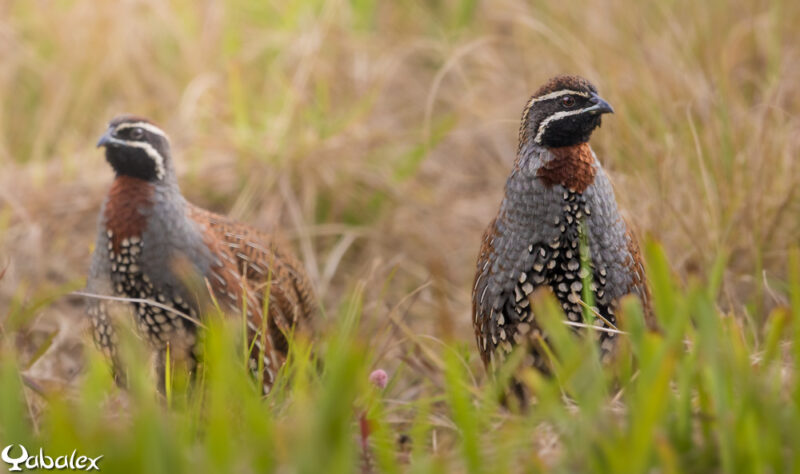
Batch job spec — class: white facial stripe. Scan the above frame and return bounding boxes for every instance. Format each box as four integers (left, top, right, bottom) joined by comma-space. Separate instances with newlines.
533, 106, 595, 144
113, 122, 168, 140
527, 89, 590, 108
106, 137, 166, 180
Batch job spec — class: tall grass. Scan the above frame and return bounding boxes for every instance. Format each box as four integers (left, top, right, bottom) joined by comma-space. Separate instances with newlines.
1, 244, 800, 472
1, 0, 799, 472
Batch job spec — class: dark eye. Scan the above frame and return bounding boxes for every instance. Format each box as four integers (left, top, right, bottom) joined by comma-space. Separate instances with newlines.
130, 127, 144, 139
561, 96, 576, 108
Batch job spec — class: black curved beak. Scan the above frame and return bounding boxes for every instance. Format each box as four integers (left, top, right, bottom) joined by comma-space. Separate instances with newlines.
586, 92, 614, 115
96, 128, 113, 148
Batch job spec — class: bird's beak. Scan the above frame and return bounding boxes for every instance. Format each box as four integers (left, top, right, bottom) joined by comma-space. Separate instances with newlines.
96, 128, 113, 148
586, 92, 614, 115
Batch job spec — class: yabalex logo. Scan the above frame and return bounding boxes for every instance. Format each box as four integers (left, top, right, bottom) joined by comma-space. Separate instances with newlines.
1, 444, 103, 471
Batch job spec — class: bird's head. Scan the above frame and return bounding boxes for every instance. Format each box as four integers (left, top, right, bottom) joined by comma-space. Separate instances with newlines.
520, 75, 614, 149
97, 115, 172, 182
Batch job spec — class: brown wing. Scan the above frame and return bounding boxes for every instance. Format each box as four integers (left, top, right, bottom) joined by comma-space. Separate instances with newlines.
188, 205, 316, 388
472, 219, 497, 368
622, 220, 655, 330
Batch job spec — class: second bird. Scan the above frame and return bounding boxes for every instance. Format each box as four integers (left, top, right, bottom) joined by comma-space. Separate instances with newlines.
472, 75, 651, 376
86, 115, 315, 392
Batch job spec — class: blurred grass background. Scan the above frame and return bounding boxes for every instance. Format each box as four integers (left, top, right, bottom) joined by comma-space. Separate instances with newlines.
0, 0, 799, 472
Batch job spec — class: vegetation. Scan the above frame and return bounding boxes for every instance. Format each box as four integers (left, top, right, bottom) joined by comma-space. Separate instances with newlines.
1, 0, 799, 472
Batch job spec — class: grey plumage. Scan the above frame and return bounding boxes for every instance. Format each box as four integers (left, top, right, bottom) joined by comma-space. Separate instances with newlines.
86, 115, 315, 392
472, 75, 650, 373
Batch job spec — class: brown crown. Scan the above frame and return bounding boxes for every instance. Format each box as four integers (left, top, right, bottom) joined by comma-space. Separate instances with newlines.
533, 75, 598, 97
108, 114, 159, 128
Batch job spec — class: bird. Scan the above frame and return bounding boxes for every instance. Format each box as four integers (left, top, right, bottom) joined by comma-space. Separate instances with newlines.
472, 75, 651, 378
85, 115, 315, 393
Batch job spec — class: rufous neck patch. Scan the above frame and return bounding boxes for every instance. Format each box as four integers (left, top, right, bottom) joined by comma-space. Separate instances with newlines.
536, 142, 597, 192
104, 176, 154, 252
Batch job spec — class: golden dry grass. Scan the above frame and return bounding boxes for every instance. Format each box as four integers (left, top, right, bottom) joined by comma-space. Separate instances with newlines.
1, 0, 799, 444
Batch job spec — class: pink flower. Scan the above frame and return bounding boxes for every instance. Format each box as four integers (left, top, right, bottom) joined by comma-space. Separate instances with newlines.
369, 369, 388, 389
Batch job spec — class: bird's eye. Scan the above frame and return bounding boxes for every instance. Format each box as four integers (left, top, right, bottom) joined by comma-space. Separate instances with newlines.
130, 127, 144, 139
561, 96, 576, 108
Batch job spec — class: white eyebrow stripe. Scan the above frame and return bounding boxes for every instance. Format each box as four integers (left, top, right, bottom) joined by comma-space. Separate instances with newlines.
106, 137, 166, 180
533, 106, 596, 144
526, 89, 590, 108
113, 122, 169, 140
